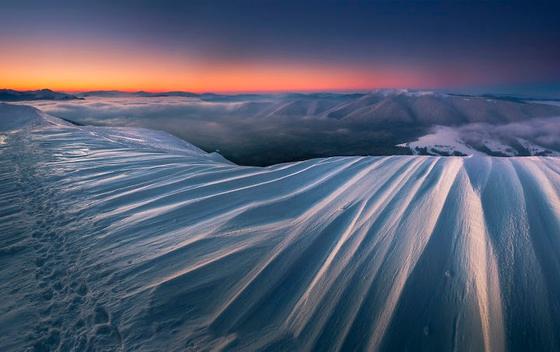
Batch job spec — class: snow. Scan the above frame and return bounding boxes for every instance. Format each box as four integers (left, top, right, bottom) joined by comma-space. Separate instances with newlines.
86, 126, 230, 163
531, 100, 560, 107
370, 88, 437, 97
1, 103, 559, 351
398, 126, 482, 156
0, 102, 71, 131
517, 138, 557, 156
400, 124, 560, 157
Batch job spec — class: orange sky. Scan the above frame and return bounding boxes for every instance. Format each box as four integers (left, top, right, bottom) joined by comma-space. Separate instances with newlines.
1, 2, 558, 95
0, 33, 543, 94
1, 66, 430, 93
0, 39, 437, 93
1, 63, 433, 94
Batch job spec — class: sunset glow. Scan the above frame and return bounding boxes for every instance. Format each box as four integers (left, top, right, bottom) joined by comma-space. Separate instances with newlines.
0, 39, 456, 92
1, 2, 560, 351
1, 1, 558, 93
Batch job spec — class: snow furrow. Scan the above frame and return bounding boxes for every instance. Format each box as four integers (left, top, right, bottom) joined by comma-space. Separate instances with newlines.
1, 104, 559, 351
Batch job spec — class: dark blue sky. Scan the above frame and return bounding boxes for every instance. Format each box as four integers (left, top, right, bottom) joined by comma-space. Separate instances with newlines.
1, 1, 559, 95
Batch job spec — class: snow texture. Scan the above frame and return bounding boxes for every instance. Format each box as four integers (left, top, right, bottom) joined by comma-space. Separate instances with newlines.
1, 104, 559, 351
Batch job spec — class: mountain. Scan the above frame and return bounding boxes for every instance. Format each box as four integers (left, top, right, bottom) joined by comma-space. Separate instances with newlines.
174, 89, 560, 124
40, 88, 560, 126
76, 90, 199, 98
76, 90, 278, 102
1, 103, 559, 351
0, 89, 81, 101
26, 89, 560, 164
71, 88, 560, 124
259, 90, 560, 125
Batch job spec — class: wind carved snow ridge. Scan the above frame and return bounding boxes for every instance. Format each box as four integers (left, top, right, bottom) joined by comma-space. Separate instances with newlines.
0, 104, 559, 351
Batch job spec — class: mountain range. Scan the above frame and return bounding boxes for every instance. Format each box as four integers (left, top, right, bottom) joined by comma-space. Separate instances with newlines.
4, 89, 560, 162
0, 89, 81, 101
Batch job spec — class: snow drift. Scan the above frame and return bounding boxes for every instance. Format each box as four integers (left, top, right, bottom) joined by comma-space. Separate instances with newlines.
0, 104, 559, 351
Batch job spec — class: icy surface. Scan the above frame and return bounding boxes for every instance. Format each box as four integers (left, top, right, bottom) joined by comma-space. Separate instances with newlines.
1, 104, 559, 351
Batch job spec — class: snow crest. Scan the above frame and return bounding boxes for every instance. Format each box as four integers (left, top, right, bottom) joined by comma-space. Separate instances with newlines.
1, 104, 559, 351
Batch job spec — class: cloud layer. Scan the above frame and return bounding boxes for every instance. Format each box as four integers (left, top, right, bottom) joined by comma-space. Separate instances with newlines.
24, 95, 560, 165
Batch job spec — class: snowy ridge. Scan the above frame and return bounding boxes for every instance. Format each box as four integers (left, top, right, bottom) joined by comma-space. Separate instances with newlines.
1, 104, 559, 351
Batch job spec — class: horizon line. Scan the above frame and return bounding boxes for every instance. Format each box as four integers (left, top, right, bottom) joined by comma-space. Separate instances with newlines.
2, 85, 559, 98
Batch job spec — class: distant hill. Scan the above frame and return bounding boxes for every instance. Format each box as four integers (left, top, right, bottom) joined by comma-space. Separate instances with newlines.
50, 88, 560, 126
16, 88, 560, 164
0, 89, 81, 101
327, 92, 560, 125
76, 90, 199, 98
212, 89, 560, 126
75, 90, 277, 102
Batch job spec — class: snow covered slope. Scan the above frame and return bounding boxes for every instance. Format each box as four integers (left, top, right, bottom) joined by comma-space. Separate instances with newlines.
398, 124, 560, 157
1, 104, 559, 351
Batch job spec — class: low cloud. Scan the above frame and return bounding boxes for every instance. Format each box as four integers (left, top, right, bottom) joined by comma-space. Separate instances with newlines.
458, 117, 560, 150
22, 96, 560, 165
24, 96, 417, 165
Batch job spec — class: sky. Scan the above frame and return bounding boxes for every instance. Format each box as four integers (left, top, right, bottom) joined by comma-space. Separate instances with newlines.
1, 0, 559, 94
